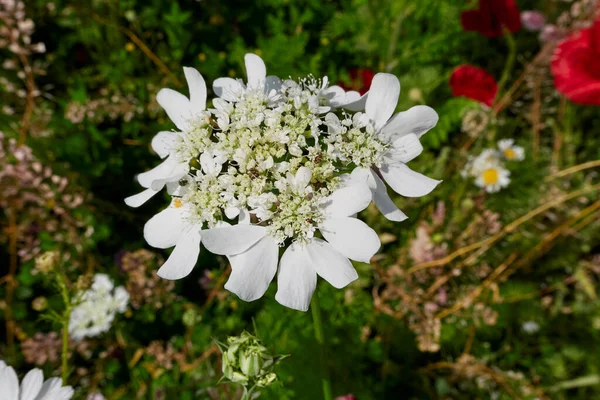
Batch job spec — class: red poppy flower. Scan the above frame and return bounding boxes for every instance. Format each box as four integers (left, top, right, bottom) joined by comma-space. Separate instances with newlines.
551, 18, 600, 105
461, 0, 522, 38
449, 65, 499, 107
339, 68, 375, 95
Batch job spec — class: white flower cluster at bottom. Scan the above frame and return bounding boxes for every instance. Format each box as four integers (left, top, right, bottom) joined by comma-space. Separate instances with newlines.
0, 360, 73, 400
68, 273, 129, 341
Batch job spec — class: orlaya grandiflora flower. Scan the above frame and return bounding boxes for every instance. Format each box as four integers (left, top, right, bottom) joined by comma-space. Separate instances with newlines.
199, 168, 380, 312
0, 360, 74, 400
213, 53, 282, 102
349, 73, 441, 221
124, 67, 209, 208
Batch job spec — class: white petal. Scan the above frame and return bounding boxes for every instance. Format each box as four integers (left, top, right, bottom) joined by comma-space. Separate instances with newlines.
137, 157, 179, 188
224, 206, 240, 219
380, 163, 441, 198
306, 238, 359, 288
275, 243, 316, 312
344, 90, 361, 103
382, 133, 424, 164
321, 86, 345, 106
321, 183, 372, 217
20, 369, 43, 400
371, 171, 408, 222
213, 77, 244, 102
245, 53, 267, 89
151, 131, 178, 159
379, 105, 439, 141
156, 88, 191, 131
365, 73, 400, 130
294, 167, 312, 190
201, 225, 267, 256
183, 67, 207, 111
149, 163, 188, 191
0, 366, 19, 400
143, 206, 186, 249
239, 208, 250, 224
341, 91, 368, 112
52, 387, 74, 400
265, 76, 282, 93
124, 188, 159, 208
157, 228, 202, 280
225, 236, 279, 301
34, 378, 63, 400
319, 218, 380, 263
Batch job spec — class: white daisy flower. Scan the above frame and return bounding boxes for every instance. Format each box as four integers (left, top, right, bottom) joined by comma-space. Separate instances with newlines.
345, 73, 440, 221
200, 177, 379, 311
213, 54, 282, 102
474, 162, 511, 193
125, 67, 209, 208
0, 360, 74, 400
498, 139, 525, 161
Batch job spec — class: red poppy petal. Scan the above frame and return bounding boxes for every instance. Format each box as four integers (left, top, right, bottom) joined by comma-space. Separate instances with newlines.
551, 19, 600, 106
450, 65, 498, 107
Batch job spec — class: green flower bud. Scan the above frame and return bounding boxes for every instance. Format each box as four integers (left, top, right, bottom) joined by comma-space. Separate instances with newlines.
240, 349, 262, 377
217, 331, 288, 390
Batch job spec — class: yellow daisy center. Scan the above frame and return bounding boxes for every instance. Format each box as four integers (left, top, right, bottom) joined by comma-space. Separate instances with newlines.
173, 199, 183, 208
504, 148, 516, 160
482, 168, 499, 185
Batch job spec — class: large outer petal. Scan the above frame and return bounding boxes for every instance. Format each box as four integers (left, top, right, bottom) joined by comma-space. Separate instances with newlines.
371, 170, 408, 222
183, 67, 207, 111
151, 131, 178, 159
275, 242, 316, 312
245, 53, 267, 90
380, 163, 441, 198
382, 133, 424, 164
143, 205, 186, 249
157, 228, 202, 280
156, 88, 191, 131
321, 183, 372, 217
213, 77, 244, 102
137, 157, 179, 189
225, 236, 279, 301
319, 217, 380, 263
124, 188, 159, 208
201, 225, 267, 256
306, 238, 359, 288
379, 106, 439, 142
0, 365, 19, 400
20, 369, 43, 400
365, 73, 400, 130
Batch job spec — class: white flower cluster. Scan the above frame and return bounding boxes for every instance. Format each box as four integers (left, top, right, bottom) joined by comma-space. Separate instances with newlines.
462, 139, 524, 193
69, 274, 129, 341
0, 360, 73, 400
126, 54, 441, 311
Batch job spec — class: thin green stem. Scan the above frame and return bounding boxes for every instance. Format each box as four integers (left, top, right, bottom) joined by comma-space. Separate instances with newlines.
56, 272, 71, 383
311, 294, 332, 400
496, 30, 517, 101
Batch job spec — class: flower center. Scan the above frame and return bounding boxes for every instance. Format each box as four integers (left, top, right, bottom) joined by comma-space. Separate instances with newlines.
482, 168, 499, 184
503, 148, 515, 159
